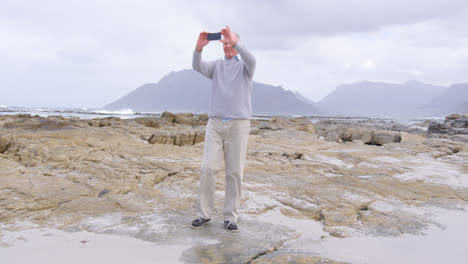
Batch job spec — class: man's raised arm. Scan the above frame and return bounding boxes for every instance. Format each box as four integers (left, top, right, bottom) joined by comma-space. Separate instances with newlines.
192, 32, 216, 79
220, 26, 256, 78
233, 40, 256, 78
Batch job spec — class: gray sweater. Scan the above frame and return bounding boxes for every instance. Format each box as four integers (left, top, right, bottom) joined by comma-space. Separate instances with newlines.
192, 40, 256, 119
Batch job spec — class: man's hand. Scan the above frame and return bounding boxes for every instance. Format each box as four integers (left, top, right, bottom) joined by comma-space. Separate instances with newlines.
220, 25, 238, 46
196, 32, 210, 52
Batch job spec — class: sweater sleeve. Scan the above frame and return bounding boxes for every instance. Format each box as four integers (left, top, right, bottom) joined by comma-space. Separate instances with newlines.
192, 50, 216, 79
234, 40, 256, 79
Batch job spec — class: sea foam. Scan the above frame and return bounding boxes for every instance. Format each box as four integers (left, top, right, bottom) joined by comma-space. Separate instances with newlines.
93, 108, 135, 115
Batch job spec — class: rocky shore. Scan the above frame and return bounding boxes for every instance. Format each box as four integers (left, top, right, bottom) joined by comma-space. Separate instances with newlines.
1, 112, 467, 263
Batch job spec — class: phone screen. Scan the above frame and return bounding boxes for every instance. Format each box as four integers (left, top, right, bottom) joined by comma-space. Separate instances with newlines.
207, 33, 221, 41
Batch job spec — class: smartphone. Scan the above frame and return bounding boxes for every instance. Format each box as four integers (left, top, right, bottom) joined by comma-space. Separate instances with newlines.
206, 33, 221, 41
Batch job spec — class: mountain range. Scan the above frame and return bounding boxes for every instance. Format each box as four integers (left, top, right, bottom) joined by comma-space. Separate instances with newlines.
104, 69, 467, 117
104, 69, 323, 116
316, 80, 467, 117
420, 83, 468, 115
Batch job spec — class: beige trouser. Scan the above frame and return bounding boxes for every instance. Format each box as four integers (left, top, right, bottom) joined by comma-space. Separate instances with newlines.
196, 117, 251, 222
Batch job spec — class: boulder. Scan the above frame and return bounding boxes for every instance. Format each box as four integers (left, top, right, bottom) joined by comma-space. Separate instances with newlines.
429, 120, 468, 135
173, 113, 194, 125
0, 114, 34, 120
264, 116, 296, 131
87, 117, 122, 127
335, 126, 353, 142
291, 116, 313, 126
195, 113, 209, 126
3, 116, 72, 129
250, 119, 262, 126
447, 119, 468, 128
161, 111, 176, 123
446, 114, 461, 120
296, 124, 315, 134
160, 111, 208, 126
135, 117, 168, 128
148, 129, 205, 146
371, 131, 401, 145
315, 125, 375, 144
350, 128, 374, 144
428, 121, 450, 134
0, 134, 12, 153
325, 131, 342, 143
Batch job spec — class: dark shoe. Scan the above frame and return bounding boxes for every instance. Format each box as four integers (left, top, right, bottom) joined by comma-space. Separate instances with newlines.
224, 221, 238, 232
191, 217, 211, 229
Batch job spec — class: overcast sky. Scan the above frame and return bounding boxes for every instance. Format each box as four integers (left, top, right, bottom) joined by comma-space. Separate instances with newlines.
1, 0, 468, 109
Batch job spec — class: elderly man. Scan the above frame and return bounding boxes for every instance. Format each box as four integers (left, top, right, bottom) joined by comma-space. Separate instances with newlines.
191, 26, 256, 232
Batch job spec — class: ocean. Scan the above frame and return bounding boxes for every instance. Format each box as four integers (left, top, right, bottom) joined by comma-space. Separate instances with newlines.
0, 105, 444, 125
0, 105, 155, 120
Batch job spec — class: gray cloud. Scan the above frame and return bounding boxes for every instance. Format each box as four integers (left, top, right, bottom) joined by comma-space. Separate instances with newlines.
188, 0, 468, 49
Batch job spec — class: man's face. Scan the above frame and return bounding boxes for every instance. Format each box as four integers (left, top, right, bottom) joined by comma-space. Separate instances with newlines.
223, 43, 239, 59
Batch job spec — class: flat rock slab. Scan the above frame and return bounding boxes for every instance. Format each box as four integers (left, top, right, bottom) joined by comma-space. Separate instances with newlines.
180, 218, 298, 264
252, 253, 349, 264
71, 213, 298, 264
